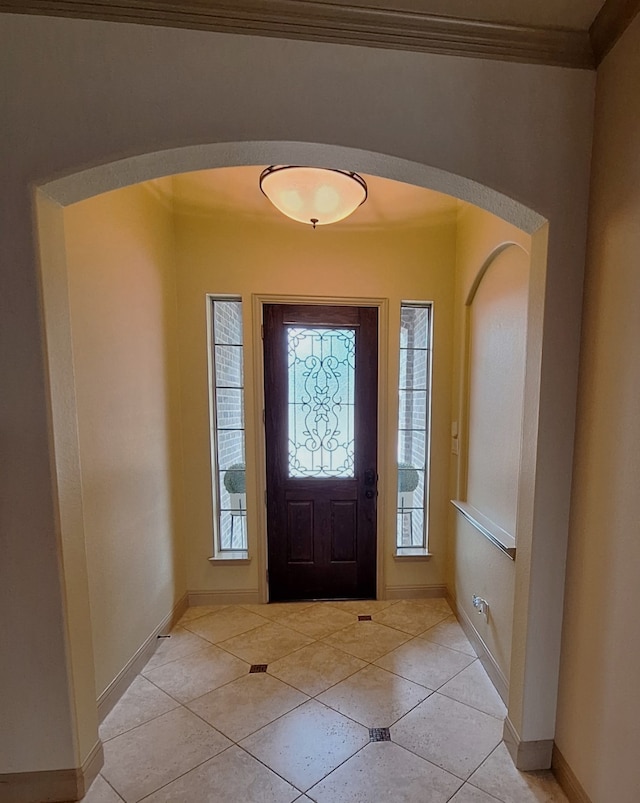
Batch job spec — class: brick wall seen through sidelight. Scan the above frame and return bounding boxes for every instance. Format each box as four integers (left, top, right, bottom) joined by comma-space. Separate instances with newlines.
211, 299, 247, 551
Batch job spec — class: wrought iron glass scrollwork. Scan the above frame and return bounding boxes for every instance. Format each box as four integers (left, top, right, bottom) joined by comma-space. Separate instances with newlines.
287, 327, 356, 478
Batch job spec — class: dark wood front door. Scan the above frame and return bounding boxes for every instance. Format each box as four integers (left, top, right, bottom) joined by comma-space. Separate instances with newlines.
263, 304, 378, 602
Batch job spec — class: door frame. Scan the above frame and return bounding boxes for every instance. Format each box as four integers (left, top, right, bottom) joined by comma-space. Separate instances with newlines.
252, 293, 389, 603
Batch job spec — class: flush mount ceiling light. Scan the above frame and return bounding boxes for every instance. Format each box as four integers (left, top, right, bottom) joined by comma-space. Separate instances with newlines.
259, 165, 368, 228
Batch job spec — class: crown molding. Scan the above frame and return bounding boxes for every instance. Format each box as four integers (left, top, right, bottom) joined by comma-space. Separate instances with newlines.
590, 0, 640, 64
0, 0, 595, 69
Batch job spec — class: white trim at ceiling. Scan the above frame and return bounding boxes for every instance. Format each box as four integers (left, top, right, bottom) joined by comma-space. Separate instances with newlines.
1, 0, 595, 69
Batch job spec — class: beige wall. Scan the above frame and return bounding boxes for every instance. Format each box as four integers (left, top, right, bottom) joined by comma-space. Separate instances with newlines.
449, 205, 531, 684
466, 247, 529, 535
1, 11, 593, 777
555, 14, 640, 803
173, 200, 457, 596
64, 182, 186, 697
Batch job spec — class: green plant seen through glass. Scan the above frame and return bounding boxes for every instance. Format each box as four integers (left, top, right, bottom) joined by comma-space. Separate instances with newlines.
398, 462, 419, 493
223, 463, 246, 494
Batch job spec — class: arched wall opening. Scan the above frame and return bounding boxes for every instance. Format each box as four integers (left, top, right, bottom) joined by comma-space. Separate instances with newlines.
36, 141, 554, 788
450, 239, 531, 705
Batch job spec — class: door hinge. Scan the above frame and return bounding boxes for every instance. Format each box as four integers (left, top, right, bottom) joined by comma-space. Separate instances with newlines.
264, 489, 268, 506
261, 324, 264, 339
262, 408, 265, 424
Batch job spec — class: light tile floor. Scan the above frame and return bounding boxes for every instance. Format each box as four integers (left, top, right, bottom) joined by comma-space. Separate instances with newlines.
82, 599, 569, 803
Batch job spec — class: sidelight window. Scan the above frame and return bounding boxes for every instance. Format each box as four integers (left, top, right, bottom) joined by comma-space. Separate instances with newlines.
396, 303, 432, 553
207, 296, 248, 557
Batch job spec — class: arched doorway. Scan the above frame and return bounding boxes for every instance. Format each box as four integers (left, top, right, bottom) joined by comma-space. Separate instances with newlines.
36, 141, 555, 786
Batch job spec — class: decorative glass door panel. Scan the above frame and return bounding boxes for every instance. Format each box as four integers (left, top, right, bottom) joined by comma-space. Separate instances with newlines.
264, 304, 378, 601
287, 327, 356, 478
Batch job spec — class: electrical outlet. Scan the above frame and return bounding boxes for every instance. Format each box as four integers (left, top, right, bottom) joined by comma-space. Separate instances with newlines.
472, 594, 489, 623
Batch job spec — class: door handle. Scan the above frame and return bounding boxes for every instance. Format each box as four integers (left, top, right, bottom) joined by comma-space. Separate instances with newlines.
364, 469, 377, 487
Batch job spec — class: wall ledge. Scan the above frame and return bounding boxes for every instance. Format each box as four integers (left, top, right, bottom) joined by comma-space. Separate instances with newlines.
451, 500, 516, 559
208, 554, 251, 564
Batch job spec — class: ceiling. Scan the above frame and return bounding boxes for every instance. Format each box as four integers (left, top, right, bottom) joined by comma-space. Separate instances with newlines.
323, 0, 606, 31
168, 167, 459, 229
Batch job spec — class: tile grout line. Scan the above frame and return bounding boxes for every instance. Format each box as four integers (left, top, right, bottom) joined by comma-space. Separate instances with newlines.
114, 603, 463, 719
381, 740, 468, 790
102, 674, 249, 746
210, 698, 372, 797
141, 667, 252, 716
268, 656, 366, 699
156, 606, 476, 737
429, 656, 489, 695
436, 682, 507, 721
445, 782, 503, 803
302, 736, 373, 798
263, 603, 364, 637
134, 742, 238, 803
99, 772, 127, 802
101, 684, 505, 803
390, 715, 500, 786
179, 601, 454, 663
176, 615, 440, 788
315, 631, 411, 663
369, 613, 452, 639
366, 649, 471, 696
463, 741, 511, 803
102, 601, 492, 803
418, 627, 479, 657
228, 742, 306, 797
99, 682, 183, 743
102, 705, 235, 798
387, 637, 480, 694
136, 635, 378, 744
141, 640, 216, 674
166, 678, 369, 803
226, 693, 312, 743
186, 605, 429, 687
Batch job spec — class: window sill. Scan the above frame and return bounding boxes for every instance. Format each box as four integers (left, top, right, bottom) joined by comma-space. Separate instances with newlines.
394, 549, 432, 561
450, 500, 516, 559
209, 553, 251, 565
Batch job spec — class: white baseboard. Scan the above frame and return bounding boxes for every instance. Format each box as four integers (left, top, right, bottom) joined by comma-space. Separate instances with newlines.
384, 584, 448, 600
552, 745, 594, 803
97, 592, 188, 721
191, 586, 445, 606
0, 741, 103, 803
188, 588, 261, 606
0, 767, 81, 803
80, 740, 103, 797
503, 717, 553, 771
445, 589, 509, 705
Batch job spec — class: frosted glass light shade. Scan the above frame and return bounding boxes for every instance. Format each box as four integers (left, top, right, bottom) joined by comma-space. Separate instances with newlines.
259, 166, 367, 227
